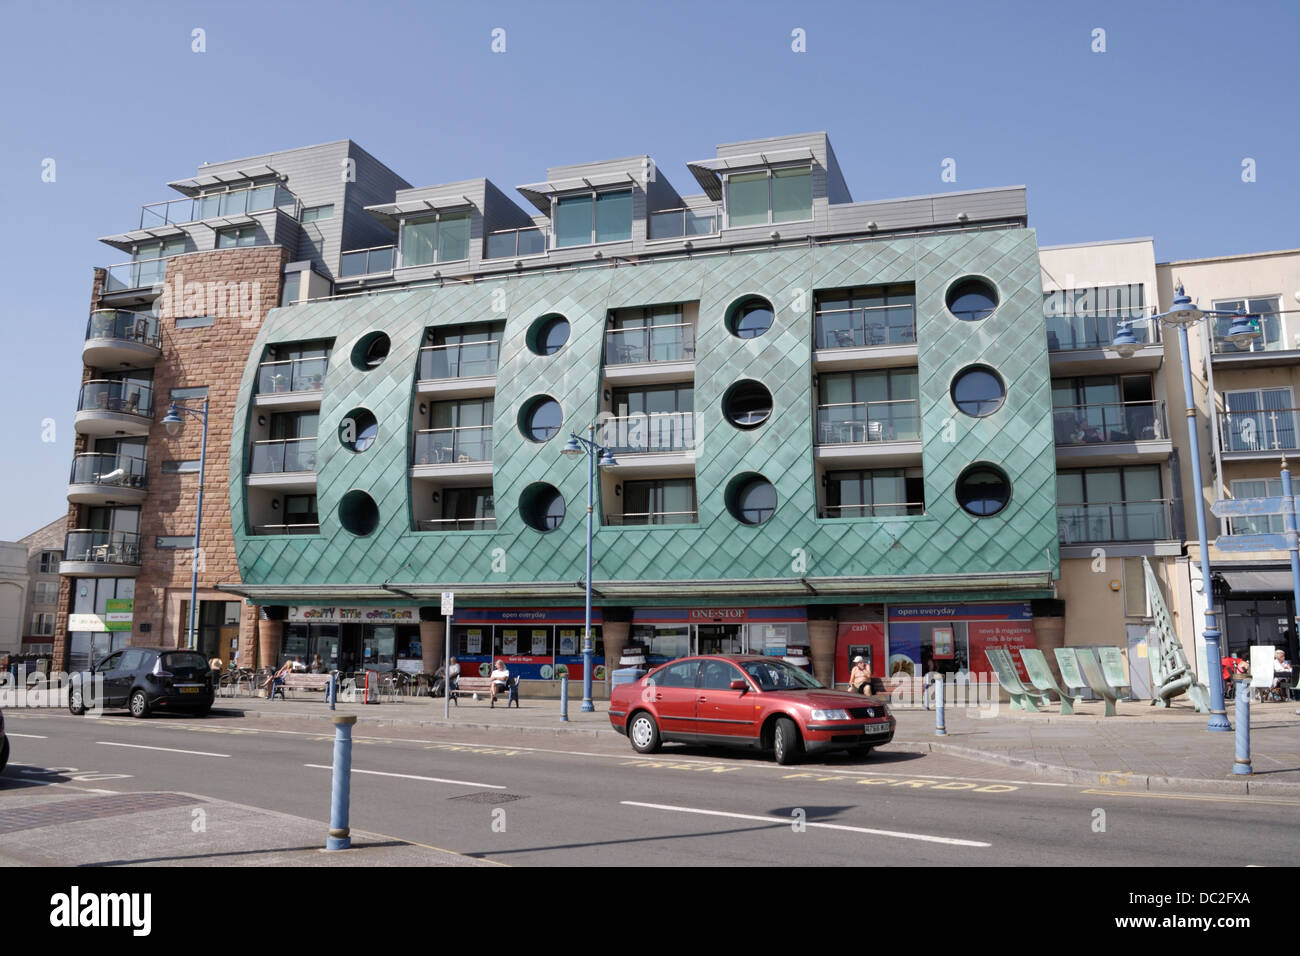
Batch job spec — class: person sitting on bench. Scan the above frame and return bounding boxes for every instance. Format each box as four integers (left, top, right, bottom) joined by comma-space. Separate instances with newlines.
489, 659, 510, 708
262, 659, 294, 699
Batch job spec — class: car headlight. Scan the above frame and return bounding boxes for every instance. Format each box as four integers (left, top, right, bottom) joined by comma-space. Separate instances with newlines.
810, 708, 850, 721
882, 702, 892, 717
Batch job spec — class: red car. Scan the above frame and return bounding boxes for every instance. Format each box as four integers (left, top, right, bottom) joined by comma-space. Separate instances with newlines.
609, 655, 895, 765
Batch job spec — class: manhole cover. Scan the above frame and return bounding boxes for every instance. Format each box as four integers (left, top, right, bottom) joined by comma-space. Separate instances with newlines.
449, 791, 526, 804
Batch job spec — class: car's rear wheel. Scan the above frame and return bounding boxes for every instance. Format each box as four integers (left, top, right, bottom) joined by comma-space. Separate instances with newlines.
773, 717, 802, 765
129, 690, 150, 719
68, 686, 86, 716
191, 703, 212, 717
628, 711, 661, 754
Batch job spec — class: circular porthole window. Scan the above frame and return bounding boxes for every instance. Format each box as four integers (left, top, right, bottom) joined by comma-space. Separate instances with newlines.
946, 277, 999, 321
520, 482, 565, 532
951, 367, 1006, 418
955, 464, 1011, 517
726, 296, 775, 339
527, 314, 571, 356
725, 472, 777, 526
338, 489, 380, 536
351, 331, 391, 370
722, 380, 773, 429
519, 395, 563, 443
338, 408, 378, 452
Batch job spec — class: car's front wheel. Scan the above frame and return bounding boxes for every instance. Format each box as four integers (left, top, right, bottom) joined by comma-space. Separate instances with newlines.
0, 735, 9, 773
129, 690, 150, 719
68, 685, 86, 716
628, 711, 661, 754
773, 717, 802, 765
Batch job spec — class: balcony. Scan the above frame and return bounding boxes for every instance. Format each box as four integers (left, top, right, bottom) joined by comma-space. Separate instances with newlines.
820, 501, 925, 519
249, 438, 317, 474
484, 227, 546, 260
411, 426, 494, 479
102, 257, 168, 296
1211, 313, 1300, 367
83, 310, 162, 368
815, 400, 922, 467
1046, 314, 1162, 373
814, 304, 916, 351
138, 184, 296, 229
599, 413, 695, 456
604, 324, 696, 366
1053, 401, 1171, 466
250, 522, 320, 536
1219, 408, 1300, 459
1057, 500, 1173, 544
67, 453, 148, 505
416, 517, 498, 532
603, 510, 699, 526
339, 245, 396, 279
255, 357, 327, 407
75, 381, 155, 437
416, 341, 501, 395
59, 530, 142, 577
648, 207, 719, 240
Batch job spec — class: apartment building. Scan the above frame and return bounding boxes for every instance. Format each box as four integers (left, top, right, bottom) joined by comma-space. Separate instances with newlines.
16, 517, 65, 660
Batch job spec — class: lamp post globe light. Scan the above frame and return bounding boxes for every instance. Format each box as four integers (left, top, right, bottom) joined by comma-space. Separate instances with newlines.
1113, 285, 1260, 731
561, 423, 617, 713
161, 398, 210, 652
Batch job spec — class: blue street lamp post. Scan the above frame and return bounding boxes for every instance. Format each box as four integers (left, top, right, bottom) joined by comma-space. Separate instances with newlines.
1113, 286, 1260, 732
162, 399, 210, 652
561, 424, 617, 713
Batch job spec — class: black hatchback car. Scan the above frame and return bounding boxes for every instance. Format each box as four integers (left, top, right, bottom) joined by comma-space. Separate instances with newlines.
69, 647, 215, 718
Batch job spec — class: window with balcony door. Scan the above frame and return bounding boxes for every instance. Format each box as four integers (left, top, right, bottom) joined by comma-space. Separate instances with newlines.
554, 189, 632, 247
259, 341, 330, 393
605, 305, 694, 365
216, 225, 261, 248
1051, 374, 1161, 445
1056, 466, 1167, 543
1043, 283, 1147, 351
419, 324, 503, 380
38, 550, 62, 573
253, 412, 318, 473
1211, 296, 1283, 353
284, 494, 319, 532
823, 468, 924, 519
440, 487, 496, 530
1229, 478, 1285, 535
724, 165, 812, 228
400, 210, 472, 266
616, 478, 698, 526
814, 284, 916, 349
417, 400, 494, 465
606, 385, 694, 454
817, 369, 919, 444
1222, 387, 1296, 452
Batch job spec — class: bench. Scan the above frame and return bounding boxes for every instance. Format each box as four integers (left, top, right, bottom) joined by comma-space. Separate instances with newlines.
271, 673, 332, 700
1052, 648, 1092, 708
1019, 648, 1079, 715
983, 648, 1053, 712
452, 675, 519, 708
1071, 647, 1124, 717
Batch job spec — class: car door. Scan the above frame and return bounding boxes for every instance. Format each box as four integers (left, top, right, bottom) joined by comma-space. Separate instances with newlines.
645, 659, 700, 737
92, 651, 126, 707
695, 659, 760, 742
114, 649, 150, 704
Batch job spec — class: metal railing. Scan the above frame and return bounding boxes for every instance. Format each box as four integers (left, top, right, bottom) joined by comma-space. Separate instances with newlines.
814, 304, 916, 350
103, 257, 168, 292
821, 501, 924, 518
815, 400, 921, 444
417, 340, 501, 380
412, 426, 494, 465
250, 437, 317, 474
85, 310, 162, 349
1218, 408, 1300, 453
250, 523, 320, 536
339, 245, 396, 278
604, 510, 698, 526
1052, 401, 1167, 446
648, 207, 720, 240
1210, 313, 1296, 355
63, 529, 142, 566
416, 517, 497, 531
604, 322, 695, 365
256, 356, 328, 394
484, 226, 547, 260
599, 412, 695, 454
78, 380, 155, 417
138, 184, 296, 229
1057, 499, 1173, 543
1045, 312, 1160, 352
69, 453, 147, 489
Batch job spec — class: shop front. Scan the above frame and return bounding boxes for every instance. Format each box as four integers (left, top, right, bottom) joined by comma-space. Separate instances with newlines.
450, 608, 605, 683
285, 606, 421, 672
629, 607, 809, 667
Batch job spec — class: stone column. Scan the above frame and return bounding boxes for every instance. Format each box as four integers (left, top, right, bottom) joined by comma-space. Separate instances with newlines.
257, 618, 283, 671
601, 620, 630, 681
808, 611, 839, 688
1031, 598, 1066, 684
420, 618, 445, 675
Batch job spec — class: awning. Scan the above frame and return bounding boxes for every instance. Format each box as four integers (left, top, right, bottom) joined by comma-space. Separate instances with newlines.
516, 169, 641, 214
685, 147, 815, 199
167, 164, 283, 195
364, 195, 475, 228
1219, 570, 1296, 592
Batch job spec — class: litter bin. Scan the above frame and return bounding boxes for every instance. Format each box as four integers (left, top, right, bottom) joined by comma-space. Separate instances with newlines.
611, 667, 645, 686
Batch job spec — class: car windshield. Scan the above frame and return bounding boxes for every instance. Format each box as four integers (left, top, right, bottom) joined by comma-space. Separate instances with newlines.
740, 659, 824, 691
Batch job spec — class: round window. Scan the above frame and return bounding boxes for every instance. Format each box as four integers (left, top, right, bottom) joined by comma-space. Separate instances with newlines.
520, 396, 562, 443
528, 314, 571, 356
956, 465, 1011, 517
722, 380, 773, 429
351, 331, 391, 370
726, 297, 774, 339
520, 482, 565, 532
726, 472, 777, 525
339, 407, 378, 452
951, 367, 1005, 418
338, 489, 380, 536
946, 278, 999, 321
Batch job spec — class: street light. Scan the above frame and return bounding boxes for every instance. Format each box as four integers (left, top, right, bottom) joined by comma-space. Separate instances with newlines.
161, 398, 210, 652
1113, 284, 1260, 731
561, 424, 617, 713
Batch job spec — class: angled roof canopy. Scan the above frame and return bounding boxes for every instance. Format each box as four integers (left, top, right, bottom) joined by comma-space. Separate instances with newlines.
685, 147, 816, 199
167, 164, 284, 195
364, 195, 476, 229
516, 170, 641, 214
98, 224, 187, 252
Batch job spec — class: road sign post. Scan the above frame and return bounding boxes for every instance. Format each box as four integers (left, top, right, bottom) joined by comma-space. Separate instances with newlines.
442, 591, 454, 720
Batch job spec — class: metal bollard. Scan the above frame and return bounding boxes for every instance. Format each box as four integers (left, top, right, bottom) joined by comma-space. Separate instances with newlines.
559, 676, 569, 722
328, 673, 337, 711
1232, 677, 1251, 775
326, 714, 357, 850
934, 672, 947, 736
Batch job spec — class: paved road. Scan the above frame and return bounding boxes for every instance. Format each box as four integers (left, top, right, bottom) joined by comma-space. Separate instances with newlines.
4, 708, 1298, 866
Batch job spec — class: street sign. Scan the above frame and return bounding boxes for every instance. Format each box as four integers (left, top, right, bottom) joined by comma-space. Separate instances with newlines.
441, 591, 454, 616
1211, 496, 1298, 517
1214, 532, 1300, 552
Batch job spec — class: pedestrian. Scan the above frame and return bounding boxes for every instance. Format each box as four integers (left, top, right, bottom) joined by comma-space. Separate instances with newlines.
489, 659, 510, 708
848, 655, 872, 694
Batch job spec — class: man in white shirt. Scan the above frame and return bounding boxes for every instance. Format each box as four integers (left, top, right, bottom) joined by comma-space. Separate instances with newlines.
489, 660, 510, 708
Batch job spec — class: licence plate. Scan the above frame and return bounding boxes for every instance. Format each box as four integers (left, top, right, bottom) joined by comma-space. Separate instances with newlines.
179, 686, 200, 694
863, 722, 891, 734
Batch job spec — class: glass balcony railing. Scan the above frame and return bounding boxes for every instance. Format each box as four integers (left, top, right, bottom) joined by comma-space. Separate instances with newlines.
1046, 313, 1159, 352
85, 310, 162, 349
103, 257, 169, 293
599, 412, 695, 455
78, 380, 155, 418
1219, 408, 1300, 453
1057, 500, 1172, 543
249, 438, 317, 474
815, 400, 921, 445
250, 522, 320, 535
648, 207, 719, 240
412, 426, 494, 465
416, 517, 498, 531
339, 245, 396, 278
604, 323, 695, 365
484, 226, 547, 260
603, 510, 698, 526
63, 530, 142, 566
820, 501, 924, 518
69, 453, 147, 489
814, 304, 916, 350
137, 184, 296, 229
417, 340, 501, 380
1211, 313, 1298, 355
1052, 401, 1167, 446
256, 356, 328, 394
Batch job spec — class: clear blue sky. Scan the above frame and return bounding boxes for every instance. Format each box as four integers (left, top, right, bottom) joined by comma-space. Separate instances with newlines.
1, 0, 1297, 540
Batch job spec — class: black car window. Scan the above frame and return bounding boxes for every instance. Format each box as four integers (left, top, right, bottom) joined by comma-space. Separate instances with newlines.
119, 649, 148, 672
162, 652, 209, 671
698, 660, 745, 690
652, 660, 699, 689
95, 651, 123, 671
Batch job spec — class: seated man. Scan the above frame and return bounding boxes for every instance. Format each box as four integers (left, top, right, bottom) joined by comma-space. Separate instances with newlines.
1273, 649, 1293, 697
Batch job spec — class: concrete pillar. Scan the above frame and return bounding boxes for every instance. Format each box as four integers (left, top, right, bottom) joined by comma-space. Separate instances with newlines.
420, 619, 445, 675
258, 618, 283, 671
1033, 611, 1066, 685
808, 615, 838, 688
602, 619, 630, 692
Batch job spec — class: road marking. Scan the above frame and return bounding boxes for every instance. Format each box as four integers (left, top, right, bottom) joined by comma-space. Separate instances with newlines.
622, 801, 991, 847
1082, 788, 1300, 808
303, 765, 506, 789
97, 742, 229, 758
6, 733, 48, 739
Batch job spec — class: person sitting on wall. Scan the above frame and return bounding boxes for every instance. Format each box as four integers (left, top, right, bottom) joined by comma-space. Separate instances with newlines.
848, 655, 872, 694
1273, 649, 1293, 698
489, 659, 510, 708
262, 659, 294, 699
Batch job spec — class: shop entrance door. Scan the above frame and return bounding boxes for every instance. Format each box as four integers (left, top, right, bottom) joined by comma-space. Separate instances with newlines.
695, 624, 744, 655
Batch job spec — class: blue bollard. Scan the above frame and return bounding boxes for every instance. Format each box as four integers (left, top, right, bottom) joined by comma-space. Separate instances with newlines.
934, 672, 947, 736
328, 673, 337, 711
1233, 678, 1251, 775
326, 714, 357, 850
559, 676, 569, 722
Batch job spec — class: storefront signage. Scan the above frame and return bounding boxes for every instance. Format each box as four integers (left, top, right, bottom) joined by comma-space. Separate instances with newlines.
69, 614, 108, 632
888, 603, 1032, 622
288, 606, 417, 624
634, 607, 806, 624
105, 599, 133, 632
455, 608, 602, 625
